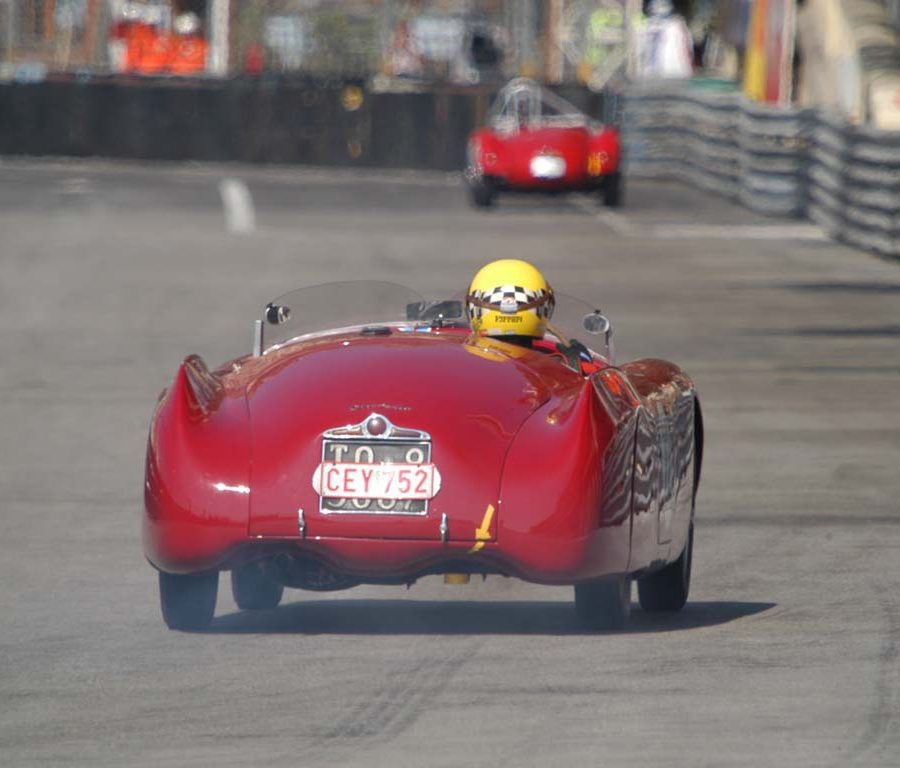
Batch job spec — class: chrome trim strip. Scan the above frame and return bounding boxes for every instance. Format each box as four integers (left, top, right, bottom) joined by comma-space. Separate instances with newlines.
322, 413, 430, 442
252, 319, 263, 357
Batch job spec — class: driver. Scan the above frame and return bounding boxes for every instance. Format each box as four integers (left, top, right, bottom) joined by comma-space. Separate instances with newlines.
466, 259, 601, 375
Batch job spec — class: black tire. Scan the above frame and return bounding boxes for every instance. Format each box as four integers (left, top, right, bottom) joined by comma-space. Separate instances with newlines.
468, 176, 496, 208
231, 561, 284, 611
159, 570, 218, 631
574, 574, 631, 631
638, 523, 693, 612
602, 172, 623, 208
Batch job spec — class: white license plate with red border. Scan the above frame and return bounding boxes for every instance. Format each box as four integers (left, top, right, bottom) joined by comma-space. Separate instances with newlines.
313, 461, 441, 500
314, 437, 440, 515
530, 155, 566, 179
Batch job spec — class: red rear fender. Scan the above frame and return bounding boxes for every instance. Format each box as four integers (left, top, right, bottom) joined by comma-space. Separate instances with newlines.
497, 380, 632, 579
469, 129, 503, 176
143, 356, 251, 572
618, 359, 693, 399
589, 129, 621, 174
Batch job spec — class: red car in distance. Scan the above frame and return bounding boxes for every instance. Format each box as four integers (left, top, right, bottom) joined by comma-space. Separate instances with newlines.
466, 78, 623, 208
144, 282, 701, 632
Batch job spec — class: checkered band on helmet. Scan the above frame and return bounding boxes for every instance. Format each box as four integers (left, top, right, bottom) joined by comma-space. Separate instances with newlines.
466, 284, 554, 322
466, 297, 483, 323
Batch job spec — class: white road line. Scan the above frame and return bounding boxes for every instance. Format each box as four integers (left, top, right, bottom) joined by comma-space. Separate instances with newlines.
567, 193, 600, 218
218, 178, 256, 233
567, 193, 828, 241
596, 209, 639, 238
658, 224, 829, 241
567, 194, 638, 237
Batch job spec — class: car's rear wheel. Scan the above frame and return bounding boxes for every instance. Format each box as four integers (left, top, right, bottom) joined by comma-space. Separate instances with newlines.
602, 172, 623, 208
159, 570, 218, 631
469, 176, 496, 208
574, 574, 631, 631
231, 561, 284, 610
638, 523, 693, 612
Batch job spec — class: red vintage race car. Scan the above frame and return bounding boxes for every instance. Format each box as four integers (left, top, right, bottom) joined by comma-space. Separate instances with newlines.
465, 78, 623, 207
144, 281, 701, 631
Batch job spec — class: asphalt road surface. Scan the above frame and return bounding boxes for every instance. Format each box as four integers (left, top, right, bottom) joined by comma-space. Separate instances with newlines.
1, 159, 898, 767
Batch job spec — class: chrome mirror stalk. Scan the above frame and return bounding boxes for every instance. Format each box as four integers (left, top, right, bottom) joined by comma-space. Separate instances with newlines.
252, 319, 263, 357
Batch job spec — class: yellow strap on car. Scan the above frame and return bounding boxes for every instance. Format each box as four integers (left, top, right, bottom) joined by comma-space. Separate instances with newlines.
468, 504, 495, 553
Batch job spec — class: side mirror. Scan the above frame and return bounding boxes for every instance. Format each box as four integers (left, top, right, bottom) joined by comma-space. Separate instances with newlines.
265, 303, 291, 325
583, 310, 611, 337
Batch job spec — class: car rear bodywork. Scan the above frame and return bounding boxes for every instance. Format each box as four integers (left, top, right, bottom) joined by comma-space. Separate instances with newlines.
144, 330, 699, 588
464, 78, 622, 205
470, 124, 621, 191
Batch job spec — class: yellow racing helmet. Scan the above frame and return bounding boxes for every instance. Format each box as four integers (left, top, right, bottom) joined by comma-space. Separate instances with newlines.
466, 259, 555, 338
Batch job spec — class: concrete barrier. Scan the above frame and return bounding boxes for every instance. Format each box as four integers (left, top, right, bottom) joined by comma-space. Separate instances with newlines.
623, 81, 900, 258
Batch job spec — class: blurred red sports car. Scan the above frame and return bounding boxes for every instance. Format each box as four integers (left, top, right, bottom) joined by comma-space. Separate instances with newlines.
144, 282, 701, 632
465, 78, 623, 207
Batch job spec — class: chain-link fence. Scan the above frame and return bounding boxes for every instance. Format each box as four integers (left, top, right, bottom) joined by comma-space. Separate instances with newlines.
0, 0, 644, 88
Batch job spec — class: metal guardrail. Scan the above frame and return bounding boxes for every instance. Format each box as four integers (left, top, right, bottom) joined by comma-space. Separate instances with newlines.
807, 113, 900, 257
622, 82, 900, 259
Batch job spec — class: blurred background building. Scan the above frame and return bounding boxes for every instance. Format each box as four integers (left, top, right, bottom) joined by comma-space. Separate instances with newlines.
0, 1, 898, 126
0, 0, 645, 85
0, 0, 727, 83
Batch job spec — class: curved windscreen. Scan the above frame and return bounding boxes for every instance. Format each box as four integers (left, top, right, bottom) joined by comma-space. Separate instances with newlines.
488, 77, 596, 131
259, 281, 613, 362
261, 281, 428, 351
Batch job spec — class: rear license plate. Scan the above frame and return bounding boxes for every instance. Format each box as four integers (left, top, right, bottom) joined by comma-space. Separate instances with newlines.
313, 439, 440, 515
530, 155, 566, 179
